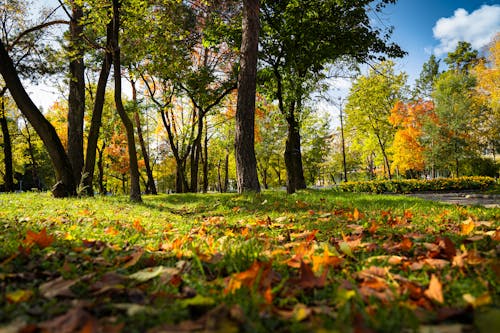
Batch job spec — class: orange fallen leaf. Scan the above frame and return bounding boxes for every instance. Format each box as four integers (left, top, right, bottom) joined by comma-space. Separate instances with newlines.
105, 226, 119, 236
23, 228, 54, 249
132, 219, 145, 233
460, 217, 475, 235
424, 274, 444, 303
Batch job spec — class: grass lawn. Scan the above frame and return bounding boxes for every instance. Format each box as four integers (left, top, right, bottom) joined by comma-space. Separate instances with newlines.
0, 190, 499, 332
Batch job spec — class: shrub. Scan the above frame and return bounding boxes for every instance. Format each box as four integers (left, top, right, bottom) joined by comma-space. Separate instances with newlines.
334, 176, 496, 194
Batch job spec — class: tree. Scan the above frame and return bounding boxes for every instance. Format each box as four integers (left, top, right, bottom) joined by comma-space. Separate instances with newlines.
414, 54, 440, 100
444, 41, 480, 73
345, 61, 407, 179
259, 0, 405, 193
111, 0, 141, 202
473, 33, 500, 159
389, 100, 435, 177
235, 0, 261, 193
425, 70, 476, 177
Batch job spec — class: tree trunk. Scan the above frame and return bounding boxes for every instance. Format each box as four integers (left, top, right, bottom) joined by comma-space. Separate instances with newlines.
0, 39, 76, 196
112, 0, 141, 202
0, 96, 14, 192
189, 113, 203, 193
83, 22, 113, 196
234, 0, 261, 193
131, 80, 156, 195
284, 105, 306, 194
224, 149, 229, 192
202, 118, 209, 193
67, 2, 85, 186
97, 142, 106, 194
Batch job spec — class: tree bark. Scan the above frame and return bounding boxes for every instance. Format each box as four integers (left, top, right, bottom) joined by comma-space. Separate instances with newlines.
67, 1, 86, 186
234, 0, 261, 193
0, 95, 14, 192
112, 0, 142, 202
202, 117, 209, 193
0, 39, 76, 196
284, 103, 306, 194
82, 22, 113, 196
130, 79, 156, 195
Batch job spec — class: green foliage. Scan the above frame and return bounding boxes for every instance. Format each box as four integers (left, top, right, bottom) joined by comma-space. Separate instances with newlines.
335, 176, 497, 194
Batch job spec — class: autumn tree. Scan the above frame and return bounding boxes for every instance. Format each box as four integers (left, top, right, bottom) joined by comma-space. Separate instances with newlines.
345, 61, 408, 179
414, 55, 440, 100
259, 0, 405, 193
389, 100, 435, 177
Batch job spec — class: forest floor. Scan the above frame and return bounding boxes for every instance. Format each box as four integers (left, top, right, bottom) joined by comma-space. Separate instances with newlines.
0, 190, 499, 333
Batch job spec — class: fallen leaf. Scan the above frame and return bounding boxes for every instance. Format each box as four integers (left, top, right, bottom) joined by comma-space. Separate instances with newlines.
38, 307, 95, 333
122, 247, 145, 268
129, 266, 180, 283
6, 289, 33, 303
424, 274, 444, 303
23, 228, 54, 249
105, 226, 119, 236
132, 219, 145, 233
460, 217, 475, 235
462, 293, 492, 308
289, 261, 327, 289
40, 276, 77, 298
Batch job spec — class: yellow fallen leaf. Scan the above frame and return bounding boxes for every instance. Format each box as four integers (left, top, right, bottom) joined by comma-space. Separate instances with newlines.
293, 303, 312, 322
463, 293, 492, 308
6, 289, 33, 303
424, 274, 444, 303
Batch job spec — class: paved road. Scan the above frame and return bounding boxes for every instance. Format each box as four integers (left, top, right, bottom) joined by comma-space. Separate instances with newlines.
407, 192, 500, 208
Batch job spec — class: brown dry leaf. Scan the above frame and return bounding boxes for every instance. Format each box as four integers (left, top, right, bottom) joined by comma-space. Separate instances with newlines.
122, 247, 145, 268
289, 261, 328, 289
366, 255, 406, 265
460, 217, 475, 235
38, 307, 95, 333
423, 258, 450, 269
39, 276, 78, 298
295, 200, 308, 208
438, 237, 457, 259
424, 274, 444, 304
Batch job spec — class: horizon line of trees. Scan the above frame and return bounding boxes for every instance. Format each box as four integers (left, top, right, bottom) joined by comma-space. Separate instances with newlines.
1, 1, 498, 200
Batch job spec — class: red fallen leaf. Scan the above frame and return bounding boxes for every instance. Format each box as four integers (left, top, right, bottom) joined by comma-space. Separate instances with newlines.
23, 228, 54, 249
424, 274, 444, 304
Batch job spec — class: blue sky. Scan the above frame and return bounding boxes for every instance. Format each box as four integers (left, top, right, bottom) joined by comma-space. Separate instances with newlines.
384, 0, 500, 82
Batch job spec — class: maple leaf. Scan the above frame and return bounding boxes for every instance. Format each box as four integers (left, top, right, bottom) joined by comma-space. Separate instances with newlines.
311, 248, 343, 273
424, 274, 444, 303
23, 228, 54, 249
224, 260, 273, 295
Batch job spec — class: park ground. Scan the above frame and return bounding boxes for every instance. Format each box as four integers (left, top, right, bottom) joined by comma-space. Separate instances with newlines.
0, 189, 499, 333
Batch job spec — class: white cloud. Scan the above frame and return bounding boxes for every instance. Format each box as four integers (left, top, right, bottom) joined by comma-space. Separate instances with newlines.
433, 5, 500, 55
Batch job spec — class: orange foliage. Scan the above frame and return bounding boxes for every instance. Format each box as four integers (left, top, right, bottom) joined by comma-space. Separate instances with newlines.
389, 100, 435, 174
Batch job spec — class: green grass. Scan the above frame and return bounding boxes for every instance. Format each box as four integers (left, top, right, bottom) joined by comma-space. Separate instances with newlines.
1, 190, 499, 332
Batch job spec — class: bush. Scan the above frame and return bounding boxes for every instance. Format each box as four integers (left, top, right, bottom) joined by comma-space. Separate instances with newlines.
334, 176, 497, 194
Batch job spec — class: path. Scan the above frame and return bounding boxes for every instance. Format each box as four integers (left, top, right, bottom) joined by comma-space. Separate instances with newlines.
407, 191, 500, 208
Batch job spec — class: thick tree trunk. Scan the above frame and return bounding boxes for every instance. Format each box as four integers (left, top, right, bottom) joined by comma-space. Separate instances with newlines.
0, 96, 14, 192
83, 22, 112, 196
112, 0, 142, 202
284, 106, 306, 194
67, 2, 85, 186
234, 0, 261, 193
0, 39, 76, 196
